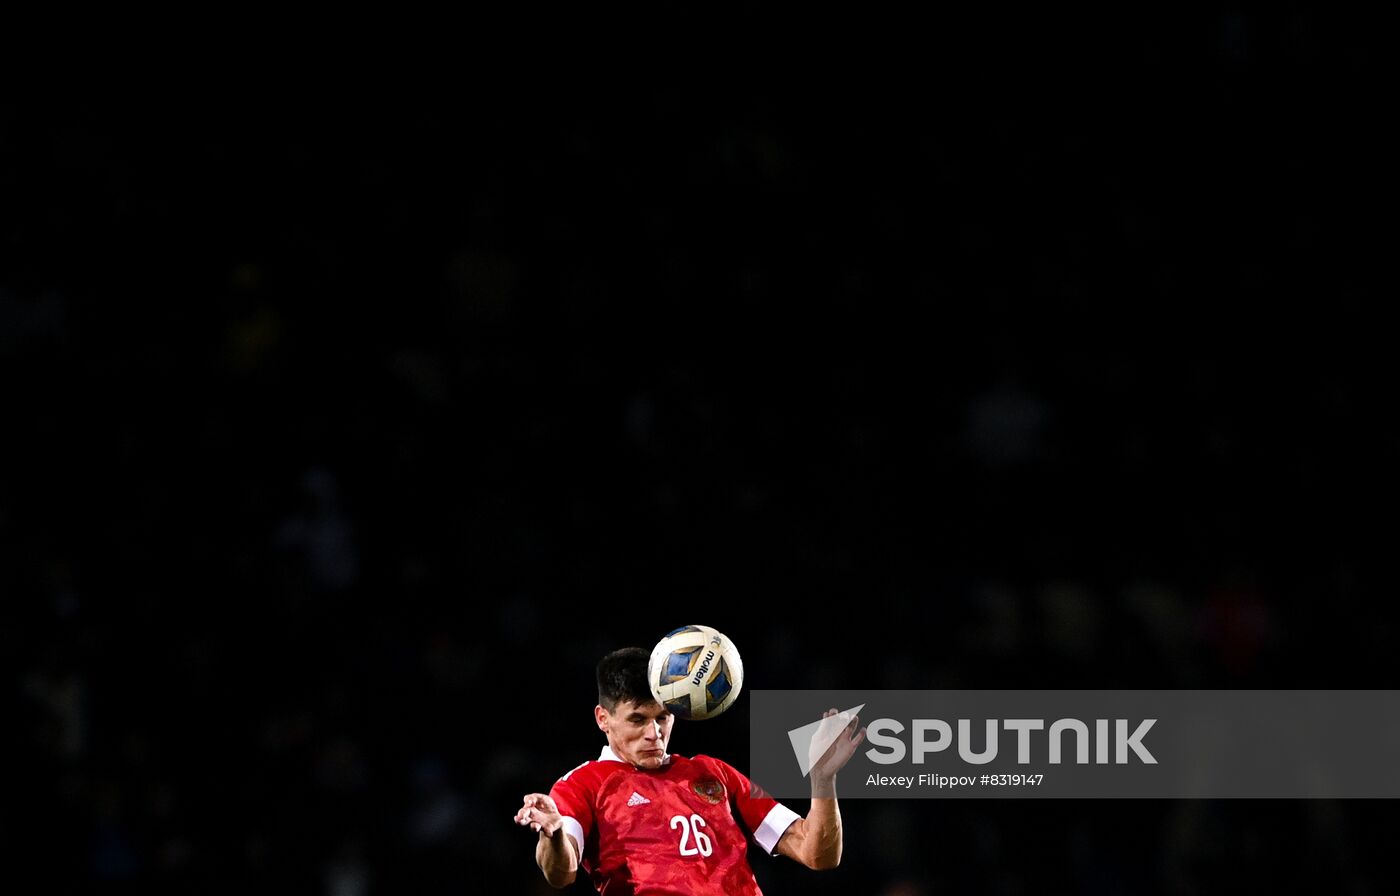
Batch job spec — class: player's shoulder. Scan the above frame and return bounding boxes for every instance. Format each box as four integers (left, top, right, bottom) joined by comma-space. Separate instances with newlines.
687, 754, 743, 777
553, 757, 628, 789
689, 755, 775, 804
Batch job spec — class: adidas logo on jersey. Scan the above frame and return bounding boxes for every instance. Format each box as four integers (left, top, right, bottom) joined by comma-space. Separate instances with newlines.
626, 791, 651, 807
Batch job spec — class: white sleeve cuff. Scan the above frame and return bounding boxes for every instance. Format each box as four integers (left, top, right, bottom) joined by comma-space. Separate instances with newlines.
561, 816, 586, 857
754, 803, 802, 856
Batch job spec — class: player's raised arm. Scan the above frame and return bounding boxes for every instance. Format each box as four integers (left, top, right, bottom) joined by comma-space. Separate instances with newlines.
514, 793, 578, 888
775, 708, 866, 870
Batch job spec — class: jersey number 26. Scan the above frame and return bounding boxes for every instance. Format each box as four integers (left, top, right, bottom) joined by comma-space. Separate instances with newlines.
670, 813, 713, 857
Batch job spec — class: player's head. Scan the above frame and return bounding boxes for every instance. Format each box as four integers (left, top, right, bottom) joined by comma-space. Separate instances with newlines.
596, 647, 653, 711
595, 647, 674, 770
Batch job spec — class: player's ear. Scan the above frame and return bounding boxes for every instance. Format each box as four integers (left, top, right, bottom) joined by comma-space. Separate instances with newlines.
595, 704, 609, 732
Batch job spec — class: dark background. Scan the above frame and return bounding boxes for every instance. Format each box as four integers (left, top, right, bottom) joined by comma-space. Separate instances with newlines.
6, 12, 1397, 894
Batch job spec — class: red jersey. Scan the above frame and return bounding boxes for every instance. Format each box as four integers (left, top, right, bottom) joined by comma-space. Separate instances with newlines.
550, 746, 801, 896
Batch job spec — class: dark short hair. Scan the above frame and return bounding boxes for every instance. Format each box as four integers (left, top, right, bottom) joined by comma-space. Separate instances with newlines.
597, 647, 653, 711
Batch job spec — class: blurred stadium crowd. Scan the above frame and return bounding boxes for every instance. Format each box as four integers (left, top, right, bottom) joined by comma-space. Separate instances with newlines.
5, 11, 1395, 894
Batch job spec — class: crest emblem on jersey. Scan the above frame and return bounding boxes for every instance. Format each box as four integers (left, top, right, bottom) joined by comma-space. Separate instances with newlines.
692, 776, 725, 804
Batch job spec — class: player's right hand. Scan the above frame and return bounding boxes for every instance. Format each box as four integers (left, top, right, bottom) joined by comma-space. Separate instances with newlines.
515, 793, 565, 836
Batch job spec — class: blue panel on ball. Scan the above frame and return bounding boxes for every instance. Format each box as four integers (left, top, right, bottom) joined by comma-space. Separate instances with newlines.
707, 659, 732, 707
663, 647, 700, 682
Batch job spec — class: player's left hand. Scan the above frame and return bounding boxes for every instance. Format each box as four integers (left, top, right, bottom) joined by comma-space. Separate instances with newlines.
809, 707, 866, 785
515, 792, 565, 836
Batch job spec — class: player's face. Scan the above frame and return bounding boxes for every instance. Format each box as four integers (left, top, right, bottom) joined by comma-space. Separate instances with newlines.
598, 699, 675, 769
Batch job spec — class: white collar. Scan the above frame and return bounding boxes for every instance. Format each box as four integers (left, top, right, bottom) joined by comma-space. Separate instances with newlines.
599, 745, 672, 767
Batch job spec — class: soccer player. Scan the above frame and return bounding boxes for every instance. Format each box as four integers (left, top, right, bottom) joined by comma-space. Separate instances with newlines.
513, 646, 865, 893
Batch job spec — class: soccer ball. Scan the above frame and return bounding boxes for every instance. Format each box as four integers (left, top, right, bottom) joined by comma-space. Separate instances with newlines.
648, 625, 744, 720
